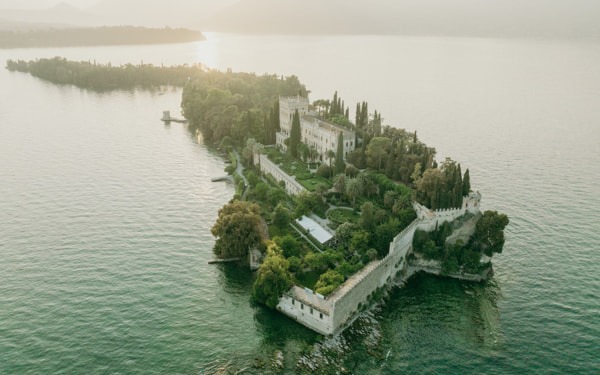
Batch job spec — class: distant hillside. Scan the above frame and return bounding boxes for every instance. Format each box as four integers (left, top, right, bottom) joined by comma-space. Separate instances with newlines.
0, 2, 99, 27
0, 26, 204, 49
206, 0, 600, 39
88, 0, 238, 28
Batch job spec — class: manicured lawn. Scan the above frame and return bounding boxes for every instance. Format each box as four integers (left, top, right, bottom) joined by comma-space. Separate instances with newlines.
327, 208, 360, 225
264, 147, 331, 192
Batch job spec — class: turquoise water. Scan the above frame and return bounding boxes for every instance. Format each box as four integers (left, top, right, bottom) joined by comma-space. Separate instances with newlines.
1, 35, 599, 373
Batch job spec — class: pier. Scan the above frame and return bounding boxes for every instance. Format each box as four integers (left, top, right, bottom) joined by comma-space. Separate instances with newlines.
161, 110, 187, 123
208, 258, 241, 264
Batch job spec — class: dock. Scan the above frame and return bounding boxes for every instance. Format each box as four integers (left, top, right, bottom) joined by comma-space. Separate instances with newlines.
211, 175, 233, 183
208, 258, 241, 264
161, 110, 187, 123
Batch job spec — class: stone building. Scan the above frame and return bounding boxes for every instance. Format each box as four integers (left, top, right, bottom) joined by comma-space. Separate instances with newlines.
276, 96, 356, 161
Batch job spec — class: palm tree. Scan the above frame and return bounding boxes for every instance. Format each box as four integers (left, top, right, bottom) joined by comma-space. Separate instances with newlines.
315, 183, 329, 203
326, 149, 336, 169
308, 146, 319, 163
384, 190, 399, 209
345, 177, 364, 205
333, 174, 346, 194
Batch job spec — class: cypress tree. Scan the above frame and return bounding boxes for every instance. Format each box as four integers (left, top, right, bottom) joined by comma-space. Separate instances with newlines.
462, 168, 471, 196
289, 110, 301, 158
335, 132, 345, 173
456, 164, 463, 205
332, 91, 338, 115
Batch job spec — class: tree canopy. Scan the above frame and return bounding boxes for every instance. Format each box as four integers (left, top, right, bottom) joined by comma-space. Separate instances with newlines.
211, 200, 263, 259
252, 242, 293, 308
472, 211, 510, 256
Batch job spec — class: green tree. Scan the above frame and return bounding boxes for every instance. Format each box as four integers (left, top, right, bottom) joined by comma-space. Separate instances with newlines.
333, 173, 347, 194
350, 230, 371, 256
252, 242, 293, 308
462, 168, 471, 196
289, 109, 301, 158
274, 234, 301, 258
326, 149, 336, 169
315, 269, 345, 296
345, 177, 364, 205
271, 203, 291, 229
359, 201, 377, 232
211, 200, 262, 259
335, 132, 345, 174
333, 222, 358, 249
294, 191, 321, 217
472, 211, 510, 256
366, 137, 390, 170
316, 164, 332, 178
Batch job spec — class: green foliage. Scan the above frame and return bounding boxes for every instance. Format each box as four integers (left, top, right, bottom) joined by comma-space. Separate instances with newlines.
294, 191, 325, 218
327, 208, 360, 227
7, 57, 203, 91
350, 230, 371, 256
472, 210, 510, 256
182, 70, 305, 146
372, 218, 403, 258
252, 242, 293, 308
315, 269, 344, 296
211, 200, 263, 259
316, 164, 332, 178
345, 164, 359, 177
412, 210, 508, 274
274, 234, 301, 258
335, 260, 364, 278
462, 168, 471, 196
289, 110, 302, 158
366, 137, 390, 170
271, 203, 291, 229
288, 256, 302, 273
335, 132, 345, 174
415, 158, 465, 209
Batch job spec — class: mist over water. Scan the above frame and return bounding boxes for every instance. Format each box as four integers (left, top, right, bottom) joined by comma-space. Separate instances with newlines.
1, 35, 599, 373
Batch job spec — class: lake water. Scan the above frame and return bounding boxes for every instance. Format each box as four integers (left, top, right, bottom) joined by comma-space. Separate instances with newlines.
1, 34, 599, 373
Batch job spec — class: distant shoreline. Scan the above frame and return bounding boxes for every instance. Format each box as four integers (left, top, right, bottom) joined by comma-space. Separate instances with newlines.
0, 26, 204, 49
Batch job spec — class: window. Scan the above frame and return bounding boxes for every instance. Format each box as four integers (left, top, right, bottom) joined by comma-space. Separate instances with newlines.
310, 308, 313, 314
320, 313, 323, 319
301, 303, 304, 310
292, 299, 295, 305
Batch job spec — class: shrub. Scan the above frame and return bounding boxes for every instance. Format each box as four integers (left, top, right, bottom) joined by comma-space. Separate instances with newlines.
316, 164, 332, 178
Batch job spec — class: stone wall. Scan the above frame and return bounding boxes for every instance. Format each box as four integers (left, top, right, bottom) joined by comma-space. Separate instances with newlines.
329, 220, 417, 333
255, 153, 306, 196
277, 287, 334, 335
276, 192, 484, 336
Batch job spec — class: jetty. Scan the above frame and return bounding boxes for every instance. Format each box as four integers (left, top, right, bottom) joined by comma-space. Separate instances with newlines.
211, 175, 233, 183
161, 110, 187, 123
208, 258, 241, 264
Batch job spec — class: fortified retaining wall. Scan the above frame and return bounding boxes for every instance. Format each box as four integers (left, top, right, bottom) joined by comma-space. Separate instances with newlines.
277, 192, 483, 335
255, 152, 306, 195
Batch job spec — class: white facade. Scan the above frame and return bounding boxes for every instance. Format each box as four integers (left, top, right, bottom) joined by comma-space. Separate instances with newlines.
276, 96, 356, 161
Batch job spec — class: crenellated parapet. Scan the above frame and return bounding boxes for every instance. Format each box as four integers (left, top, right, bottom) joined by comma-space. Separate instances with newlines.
413, 191, 481, 229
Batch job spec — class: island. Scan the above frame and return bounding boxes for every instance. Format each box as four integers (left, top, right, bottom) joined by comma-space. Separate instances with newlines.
183, 84, 509, 335
6, 59, 509, 336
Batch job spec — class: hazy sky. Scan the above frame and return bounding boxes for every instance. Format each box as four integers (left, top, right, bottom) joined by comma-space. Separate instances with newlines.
1, 0, 598, 39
